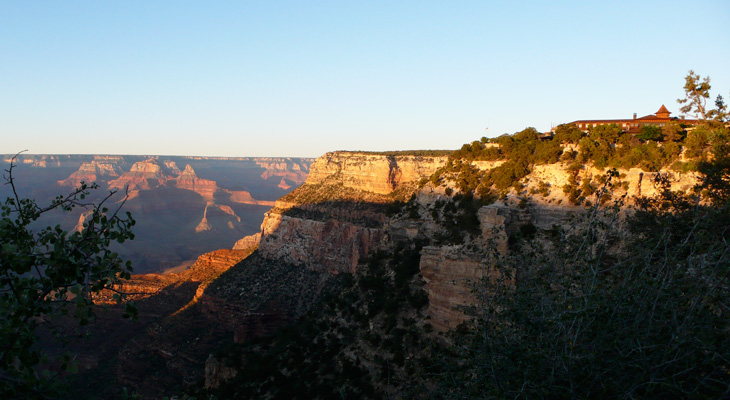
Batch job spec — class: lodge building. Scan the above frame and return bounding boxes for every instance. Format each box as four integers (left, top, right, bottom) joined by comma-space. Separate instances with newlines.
562, 105, 699, 133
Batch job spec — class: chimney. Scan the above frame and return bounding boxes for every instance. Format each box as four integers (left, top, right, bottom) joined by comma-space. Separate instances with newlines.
633, 113, 637, 120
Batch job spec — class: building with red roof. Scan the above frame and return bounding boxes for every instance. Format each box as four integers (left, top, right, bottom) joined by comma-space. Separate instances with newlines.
560, 105, 699, 134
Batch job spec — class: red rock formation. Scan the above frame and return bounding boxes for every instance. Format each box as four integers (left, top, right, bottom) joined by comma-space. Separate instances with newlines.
93, 273, 180, 304
108, 159, 167, 191
163, 160, 182, 176
227, 190, 276, 206
177, 249, 250, 283
93, 249, 252, 305
228, 190, 255, 203
174, 164, 218, 201
256, 159, 310, 186
195, 204, 213, 232
58, 161, 122, 187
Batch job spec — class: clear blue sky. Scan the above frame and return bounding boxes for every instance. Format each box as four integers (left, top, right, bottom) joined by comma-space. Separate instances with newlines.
1, 1, 728, 157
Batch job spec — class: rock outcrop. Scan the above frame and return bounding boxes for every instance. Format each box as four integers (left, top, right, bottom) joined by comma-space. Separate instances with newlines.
227, 190, 276, 206
306, 152, 447, 194
256, 159, 310, 188
419, 201, 582, 330
255, 152, 448, 274
260, 213, 384, 273
232, 233, 261, 250
37, 155, 315, 274
525, 164, 698, 205
108, 159, 167, 191
93, 249, 252, 305
58, 161, 122, 187
419, 246, 491, 331
63, 147, 714, 397
175, 165, 218, 201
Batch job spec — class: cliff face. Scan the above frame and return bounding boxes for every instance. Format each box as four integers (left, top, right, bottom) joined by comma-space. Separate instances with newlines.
256, 152, 448, 274
259, 212, 384, 273
416, 201, 582, 330
174, 164, 218, 201
419, 246, 486, 331
251, 151, 701, 331
256, 159, 310, 190
58, 161, 122, 187
526, 163, 698, 203
415, 168, 699, 331
306, 152, 447, 194
108, 159, 168, 191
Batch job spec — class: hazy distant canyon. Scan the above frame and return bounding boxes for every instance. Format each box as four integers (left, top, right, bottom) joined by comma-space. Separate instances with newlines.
0, 154, 313, 274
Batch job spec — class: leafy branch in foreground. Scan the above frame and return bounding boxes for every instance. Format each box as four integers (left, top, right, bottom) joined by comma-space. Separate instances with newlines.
0, 153, 136, 397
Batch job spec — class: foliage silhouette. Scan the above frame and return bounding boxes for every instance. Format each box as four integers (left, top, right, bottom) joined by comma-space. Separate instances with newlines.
0, 153, 136, 398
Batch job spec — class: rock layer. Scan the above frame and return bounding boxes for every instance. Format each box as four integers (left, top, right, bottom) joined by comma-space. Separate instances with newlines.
259, 213, 383, 273
58, 161, 121, 187
306, 152, 447, 194
108, 159, 167, 191
175, 165, 218, 201
255, 152, 448, 274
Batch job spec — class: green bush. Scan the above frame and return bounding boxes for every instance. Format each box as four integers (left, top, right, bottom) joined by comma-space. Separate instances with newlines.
637, 125, 664, 141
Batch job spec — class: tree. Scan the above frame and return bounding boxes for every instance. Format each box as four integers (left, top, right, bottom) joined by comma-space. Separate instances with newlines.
677, 70, 711, 119
684, 125, 711, 159
0, 154, 136, 397
553, 123, 584, 144
708, 94, 728, 122
636, 125, 663, 141
661, 121, 685, 142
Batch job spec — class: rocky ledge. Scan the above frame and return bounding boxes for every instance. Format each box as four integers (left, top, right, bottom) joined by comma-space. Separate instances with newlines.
256, 152, 448, 274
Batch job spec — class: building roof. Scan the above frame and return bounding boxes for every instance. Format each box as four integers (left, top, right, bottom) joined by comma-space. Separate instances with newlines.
568, 106, 698, 126
656, 104, 670, 115
559, 105, 700, 133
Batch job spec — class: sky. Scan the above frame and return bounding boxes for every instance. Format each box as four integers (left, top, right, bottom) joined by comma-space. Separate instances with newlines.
1, 1, 728, 158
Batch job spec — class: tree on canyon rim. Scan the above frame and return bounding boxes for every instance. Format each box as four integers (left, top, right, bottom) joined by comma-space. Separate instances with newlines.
677, 69, 714, 120
0, 153, 137, 397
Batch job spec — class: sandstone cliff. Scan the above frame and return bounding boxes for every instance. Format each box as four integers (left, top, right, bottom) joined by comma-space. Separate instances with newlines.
108, 158, 167, 191
411, 164, 699, 330
58, 161, 122, 187
256, 158, 310, 190
174, 164, 218, 201
306, 152, 447, 194
255, 152, 448, 274
252, 151, 701, 331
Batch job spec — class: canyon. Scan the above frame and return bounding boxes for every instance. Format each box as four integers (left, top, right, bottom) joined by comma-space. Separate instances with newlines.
0, 154, 312, 273
22, 148, 709, 398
